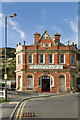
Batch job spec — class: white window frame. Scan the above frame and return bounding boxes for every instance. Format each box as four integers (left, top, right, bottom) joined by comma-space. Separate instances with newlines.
39, 54, 45, 64
17, 54, 22, 65
59, 54, 65, 64
71, 55, 75, 65
27, 54, 33, 64
48, 54, 54, 64
38, 78, 42, 86
41, 43, 51, 47
50, 77, 54, 87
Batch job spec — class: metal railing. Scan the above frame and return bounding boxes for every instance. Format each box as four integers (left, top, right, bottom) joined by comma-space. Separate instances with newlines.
0, 90, 5, 99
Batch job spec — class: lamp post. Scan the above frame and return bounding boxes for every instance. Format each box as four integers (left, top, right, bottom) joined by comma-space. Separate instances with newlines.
4, 14, 17, 101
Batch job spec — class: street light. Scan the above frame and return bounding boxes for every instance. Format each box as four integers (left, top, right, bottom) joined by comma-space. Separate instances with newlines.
4, 13, 17, 101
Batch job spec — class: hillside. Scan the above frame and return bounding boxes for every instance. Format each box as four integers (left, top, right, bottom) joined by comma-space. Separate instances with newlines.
0, 47, 16, 80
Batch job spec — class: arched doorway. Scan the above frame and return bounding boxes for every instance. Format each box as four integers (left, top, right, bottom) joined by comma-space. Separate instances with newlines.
59, 75, 65, 92
17, 75, 22, 90
26, 75, 33, 90
39, 75, 54, 92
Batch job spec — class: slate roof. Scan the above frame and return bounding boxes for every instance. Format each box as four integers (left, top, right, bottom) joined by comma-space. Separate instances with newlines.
54, 40, 65, 46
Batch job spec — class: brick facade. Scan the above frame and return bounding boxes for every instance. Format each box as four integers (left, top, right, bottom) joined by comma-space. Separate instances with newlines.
16, 31, 77, 93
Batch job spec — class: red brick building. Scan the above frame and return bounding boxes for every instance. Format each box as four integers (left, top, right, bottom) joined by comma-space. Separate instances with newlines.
15, 30, 77, 93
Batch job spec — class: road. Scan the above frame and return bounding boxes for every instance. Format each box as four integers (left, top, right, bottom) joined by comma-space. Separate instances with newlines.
1, 91, 35, 120
15, 94, 79, 119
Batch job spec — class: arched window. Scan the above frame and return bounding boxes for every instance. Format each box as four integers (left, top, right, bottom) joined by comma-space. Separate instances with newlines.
59, 74, 65, 92
26, 75, 33, 90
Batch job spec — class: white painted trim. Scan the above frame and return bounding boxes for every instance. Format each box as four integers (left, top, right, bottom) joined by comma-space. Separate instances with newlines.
16, 53, 22, 66
43, 54, 45, 64
21, 53, 23, 69
32, 54, 33, 64
50, 76, 54, 91
16, 74, 22, 91
64, 54, 65, 64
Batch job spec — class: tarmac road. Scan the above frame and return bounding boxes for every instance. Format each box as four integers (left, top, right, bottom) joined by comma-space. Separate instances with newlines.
21, 94, 79, 119
0, 91, 79, 120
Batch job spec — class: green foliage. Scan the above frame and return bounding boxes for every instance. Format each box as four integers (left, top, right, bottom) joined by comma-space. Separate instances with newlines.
0, 98, 5, 103
2, 98, 5, 102
0, 47, 16, 80
77, 77, 80, 84
2, 65, 16, 80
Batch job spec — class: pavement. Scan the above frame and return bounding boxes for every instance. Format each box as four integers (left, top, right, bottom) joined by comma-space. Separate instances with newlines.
7, 90, 64, 102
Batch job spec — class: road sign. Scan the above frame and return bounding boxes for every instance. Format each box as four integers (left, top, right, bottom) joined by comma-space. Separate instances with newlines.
4, 74, 7, 79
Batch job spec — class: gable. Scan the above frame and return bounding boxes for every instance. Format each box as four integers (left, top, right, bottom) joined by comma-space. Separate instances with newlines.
30, 30, 65, 48
38, 30, 52, 43
41, 30, 52, 40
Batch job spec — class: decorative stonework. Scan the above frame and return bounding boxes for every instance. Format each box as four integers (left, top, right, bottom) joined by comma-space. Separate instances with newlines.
16, 45, 22, 52
70, 46, 76, 51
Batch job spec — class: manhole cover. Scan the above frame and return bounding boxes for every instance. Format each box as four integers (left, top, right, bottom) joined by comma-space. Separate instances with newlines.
22, 112, 35, 117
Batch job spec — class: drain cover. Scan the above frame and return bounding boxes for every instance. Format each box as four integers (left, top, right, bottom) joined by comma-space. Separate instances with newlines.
22, 112, 35, 117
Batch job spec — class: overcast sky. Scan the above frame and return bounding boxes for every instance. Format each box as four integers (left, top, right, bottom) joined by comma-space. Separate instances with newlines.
0, 2, 79, 48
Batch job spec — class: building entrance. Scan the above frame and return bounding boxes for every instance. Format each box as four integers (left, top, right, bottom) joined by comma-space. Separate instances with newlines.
42, 79, 50, 91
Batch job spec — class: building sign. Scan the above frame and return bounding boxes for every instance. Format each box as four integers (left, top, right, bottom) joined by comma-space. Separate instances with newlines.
71, 66, 76, 69
30, 65, 63, 69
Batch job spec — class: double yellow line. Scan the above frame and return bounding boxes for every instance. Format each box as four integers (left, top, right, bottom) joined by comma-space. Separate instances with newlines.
15, 100, 28, 120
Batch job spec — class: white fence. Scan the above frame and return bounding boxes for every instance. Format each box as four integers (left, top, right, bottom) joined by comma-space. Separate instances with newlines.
0, 90, 5, 99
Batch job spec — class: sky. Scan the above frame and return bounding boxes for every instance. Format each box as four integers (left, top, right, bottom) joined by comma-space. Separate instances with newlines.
0, 2, 79, 48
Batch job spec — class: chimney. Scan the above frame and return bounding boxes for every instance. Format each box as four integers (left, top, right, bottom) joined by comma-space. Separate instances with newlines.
54, 33, 61, 41
72, 42, 74, 46
23, 41, 25, 46
34, 32, 41, 43
67, 41, 69, 46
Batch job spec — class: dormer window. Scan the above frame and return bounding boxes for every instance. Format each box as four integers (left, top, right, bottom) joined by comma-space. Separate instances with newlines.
41, 43, 51, 47
45, 43, 48, 47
